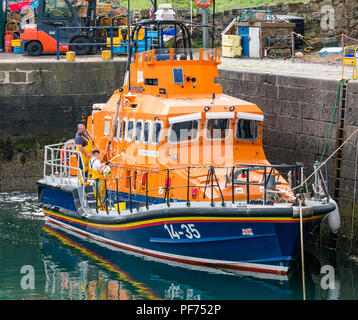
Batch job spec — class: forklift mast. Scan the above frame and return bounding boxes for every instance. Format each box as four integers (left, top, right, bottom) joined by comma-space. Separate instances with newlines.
85, 0, 96, 27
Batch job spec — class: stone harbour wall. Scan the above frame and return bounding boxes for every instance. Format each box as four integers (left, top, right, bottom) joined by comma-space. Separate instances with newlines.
218, 69, 358, 255
1, 60, 358, 255
0, 60, 126, 191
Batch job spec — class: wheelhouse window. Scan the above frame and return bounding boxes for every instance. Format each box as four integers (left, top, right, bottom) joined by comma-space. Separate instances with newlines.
113, 119, 119, 139
135, 120, 143, 143
117, 120, 122, 140
121, 118, 127, 141
236, 119, 259, 141
143, 120, 151, 144
103, 120, 111, 136
173, 68, 184, 84
169, 120, 199, 143
206, 119, 230, 140
127, 119, 135, 142
152, 121, 163, 145
145, 78, 158, 86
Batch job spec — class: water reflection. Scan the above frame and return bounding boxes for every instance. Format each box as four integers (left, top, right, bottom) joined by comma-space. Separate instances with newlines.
39, 221, 322, 300
1, 191, 358, 300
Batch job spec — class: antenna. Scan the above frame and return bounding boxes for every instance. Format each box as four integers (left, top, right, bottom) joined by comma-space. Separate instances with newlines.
149, 0, 158, 13
126, 0, 131, 93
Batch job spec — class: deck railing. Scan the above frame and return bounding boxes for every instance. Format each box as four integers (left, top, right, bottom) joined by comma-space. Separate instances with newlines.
89, 163, 329, 215
42, 144, 329, 214
43, 142, 87, 202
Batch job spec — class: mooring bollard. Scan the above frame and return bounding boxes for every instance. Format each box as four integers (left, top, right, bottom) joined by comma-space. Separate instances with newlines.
102, 50, 111, 61
66, 51, 76, 61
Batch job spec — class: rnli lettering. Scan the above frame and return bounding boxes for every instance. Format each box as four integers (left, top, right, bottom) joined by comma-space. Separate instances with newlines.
242, 228, 254, 236
131, 86, 145, 93
138, 149, 159, 157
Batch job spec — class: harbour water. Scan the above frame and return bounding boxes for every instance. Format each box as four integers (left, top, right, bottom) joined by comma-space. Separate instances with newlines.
1, 191, 358, 300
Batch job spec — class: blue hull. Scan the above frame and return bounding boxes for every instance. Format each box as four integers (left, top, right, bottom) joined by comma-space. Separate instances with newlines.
38, 184, 334, 277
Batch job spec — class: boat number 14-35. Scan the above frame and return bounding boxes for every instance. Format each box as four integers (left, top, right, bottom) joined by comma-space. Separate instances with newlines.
164, 224, 201, 239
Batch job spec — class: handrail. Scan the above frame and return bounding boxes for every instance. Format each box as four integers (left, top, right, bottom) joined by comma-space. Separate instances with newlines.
42, 142, 329, 214
43, 143, 87, 204
55, 26, 136, 61
89, 162, 317, 214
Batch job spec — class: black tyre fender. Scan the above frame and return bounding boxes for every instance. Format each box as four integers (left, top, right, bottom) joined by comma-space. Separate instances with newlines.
26, 41, 43, 56
69, 36, 91, 55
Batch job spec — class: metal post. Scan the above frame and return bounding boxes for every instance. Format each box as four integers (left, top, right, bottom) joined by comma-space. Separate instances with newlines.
145, 27, 148, 51
166, 169, 170, 207
56, 27, 60, 61
246, 169, 250, 204
145, 172, 149, 210
43, 147, 48, 178
104, 179, 109, 215
210, 166, 214, 207
129, 176, 132, 213
110, 27, 114, 60
116, 178, 120, 214
187, 166, 190, 207
264, 167, 267, 204
202, 7, 209, 48
51, 149, 54, 177
160, 26, 164, 50
213, 168, 224, 207
95, 180, 99, 214
127, 0, 131, 92
298, 198, 307, 300
211, 0, 215, 48
232, 166, 235, 204
291, 32, 295, 63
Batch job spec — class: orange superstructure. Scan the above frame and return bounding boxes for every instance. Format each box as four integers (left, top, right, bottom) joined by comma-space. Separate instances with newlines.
38, 19, 338, 280
85, 47, 292, 204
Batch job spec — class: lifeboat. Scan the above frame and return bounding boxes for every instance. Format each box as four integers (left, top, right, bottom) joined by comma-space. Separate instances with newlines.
38, 19, 338, 279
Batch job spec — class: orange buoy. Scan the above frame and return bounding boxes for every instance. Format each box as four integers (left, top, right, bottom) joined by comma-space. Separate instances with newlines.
193, 0, 213, 9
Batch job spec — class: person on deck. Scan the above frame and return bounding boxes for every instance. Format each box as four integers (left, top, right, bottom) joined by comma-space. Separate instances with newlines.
89, 149, 106, 209
75, 124, 94, 178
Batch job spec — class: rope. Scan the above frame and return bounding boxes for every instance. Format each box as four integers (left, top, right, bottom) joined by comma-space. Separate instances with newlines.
303, 79, 350, 190
349, 135, 358, 254
320, 79, 347, 163
292, 126, 358, 192
343, 34, 358, 42
299, 198, 306, 300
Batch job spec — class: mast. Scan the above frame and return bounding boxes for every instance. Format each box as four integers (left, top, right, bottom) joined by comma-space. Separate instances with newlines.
126, 0, 131, 93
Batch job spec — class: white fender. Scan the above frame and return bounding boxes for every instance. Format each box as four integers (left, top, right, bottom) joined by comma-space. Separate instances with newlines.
327, 198, 341, 234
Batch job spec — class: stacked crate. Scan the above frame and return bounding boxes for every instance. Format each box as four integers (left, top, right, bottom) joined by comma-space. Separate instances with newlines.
11, 39, 26, 53
222, 34, 242, 58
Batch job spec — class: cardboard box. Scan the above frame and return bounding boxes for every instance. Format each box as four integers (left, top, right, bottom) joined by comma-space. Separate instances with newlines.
222, 34, 241, 47
222, 46, 242, 58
